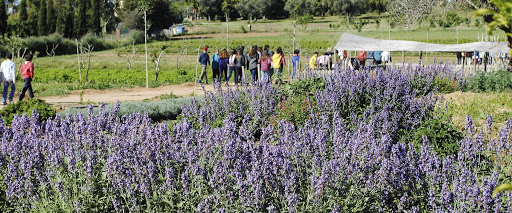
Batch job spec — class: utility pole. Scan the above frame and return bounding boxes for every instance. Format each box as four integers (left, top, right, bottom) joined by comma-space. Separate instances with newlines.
227, 13, 229, 50
144, 9, 148, 88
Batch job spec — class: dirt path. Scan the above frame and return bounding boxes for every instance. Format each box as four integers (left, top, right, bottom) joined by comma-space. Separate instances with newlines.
38, 82, 219, 110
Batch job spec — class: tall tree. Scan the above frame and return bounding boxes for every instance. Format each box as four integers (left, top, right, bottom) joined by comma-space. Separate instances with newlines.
64, 0, 75, 38
55, 0, 67, 35
75, 0, 88, 37
46, 0, 56, 34
0, 0, 7, 34
197, 0, 222, 20
90, 0, 101, 34
37, 0, 47, 36
388, 0, 437, 27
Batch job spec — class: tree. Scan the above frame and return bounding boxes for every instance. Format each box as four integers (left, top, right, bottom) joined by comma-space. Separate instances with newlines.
75, 0, 88, 37
90, 0, 102, 34
388, 0, 437, 27
284, 0, 313, 17
37, 0, 47, 36
197, 0, 222, 20
46, 0, 56, 34
472, 0, 512, 70
0, 0, 7, 34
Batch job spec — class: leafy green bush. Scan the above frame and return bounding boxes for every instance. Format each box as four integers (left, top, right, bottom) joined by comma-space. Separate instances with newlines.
403, 109, 463, 157
24, 33, 76, 56
281, 77, 325, 97
433, 77, 460, 93
270, 94, 317, 129
464, 69, 512, 92
0, 98, 56, 126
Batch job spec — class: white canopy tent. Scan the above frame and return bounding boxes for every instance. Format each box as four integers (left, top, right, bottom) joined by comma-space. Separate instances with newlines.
334, 33, 509, 53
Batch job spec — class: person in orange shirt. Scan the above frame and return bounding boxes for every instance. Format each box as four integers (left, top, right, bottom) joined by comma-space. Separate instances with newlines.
19, 53, 34, 101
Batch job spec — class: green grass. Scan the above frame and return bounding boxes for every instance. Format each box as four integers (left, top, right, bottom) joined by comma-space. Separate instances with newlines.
445, 91, 512, 131
5, 14, 500, 97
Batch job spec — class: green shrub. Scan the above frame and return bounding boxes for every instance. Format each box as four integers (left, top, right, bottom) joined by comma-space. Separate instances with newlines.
433, 77, 460, 93
402, 109, 463, 157
464, 69, 512, 92
270, 94, 317, 129
281, 77, 325, 97
0, 98, 56, 126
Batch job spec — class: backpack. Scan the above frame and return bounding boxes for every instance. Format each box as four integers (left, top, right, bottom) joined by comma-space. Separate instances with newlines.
235, 55, 245, 68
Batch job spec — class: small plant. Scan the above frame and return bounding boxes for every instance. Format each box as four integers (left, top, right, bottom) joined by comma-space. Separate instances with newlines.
0, 98, 56, 126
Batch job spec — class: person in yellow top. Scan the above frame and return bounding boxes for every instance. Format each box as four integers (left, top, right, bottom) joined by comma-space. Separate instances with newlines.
309, 52, 318, 70
272, 47, 286, 84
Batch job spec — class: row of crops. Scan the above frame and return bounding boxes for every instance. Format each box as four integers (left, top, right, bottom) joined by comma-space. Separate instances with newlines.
1, 64, 512, 212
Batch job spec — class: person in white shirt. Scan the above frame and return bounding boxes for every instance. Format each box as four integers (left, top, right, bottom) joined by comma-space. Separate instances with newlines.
0, 53, 16, 105
381, 51, 391, 64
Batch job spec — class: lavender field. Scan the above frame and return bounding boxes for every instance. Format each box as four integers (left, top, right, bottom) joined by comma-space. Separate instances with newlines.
1, 64, 512, 212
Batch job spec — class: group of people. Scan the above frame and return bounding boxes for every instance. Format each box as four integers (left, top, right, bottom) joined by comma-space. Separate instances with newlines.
456, 51, 509, 66
0, 53, 35, 105
198, 45, 297, 85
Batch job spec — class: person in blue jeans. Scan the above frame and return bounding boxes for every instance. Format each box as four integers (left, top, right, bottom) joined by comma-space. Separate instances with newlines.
292, 49, 300, 80
226, 49, 236, 85
0, 53, 16, 104
248, 46, 259, 84
198, 47, 210, 84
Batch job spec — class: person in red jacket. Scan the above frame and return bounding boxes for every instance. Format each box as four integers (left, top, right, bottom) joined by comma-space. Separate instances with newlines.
19, 53, 34, 101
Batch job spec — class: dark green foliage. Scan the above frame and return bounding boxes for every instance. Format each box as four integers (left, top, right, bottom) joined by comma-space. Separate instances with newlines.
37, 0, 47, 36
464, 69, 512, 92
0, 98, 56, 126
0, 0, 6, 35
46, 0, 56, 34
23, 33, 113, 56
281, 77, 325, 97
89, 0, 101, 34
403, 109, 463, 158
433, 77, 460, 94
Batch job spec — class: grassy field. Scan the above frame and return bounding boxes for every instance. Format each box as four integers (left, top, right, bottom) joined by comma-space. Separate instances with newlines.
445, 91, 512, 130
5, 14, 504, 97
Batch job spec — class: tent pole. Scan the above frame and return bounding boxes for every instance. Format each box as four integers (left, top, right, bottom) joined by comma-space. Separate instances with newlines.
402, 50, 404, 66
419, 51, 423, 66
473, 51, 477, 73
462, 52, 465, 73
484, 52, 488, 72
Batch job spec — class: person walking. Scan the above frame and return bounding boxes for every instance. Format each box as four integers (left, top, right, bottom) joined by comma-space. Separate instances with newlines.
248, 46, 259, 84
212, 49, 220, 82
1, 53, 16, 105
259, 51, 271, 83
234, 49, 246, 86
19, 53, 34, 101
309, 52, 318, 70
219, 49, 229, 84
198, 47, 210, 84
272, 47, 286, 84
226, 49, 236, 86
357, 50, 367, 67
292, 50, 300, 80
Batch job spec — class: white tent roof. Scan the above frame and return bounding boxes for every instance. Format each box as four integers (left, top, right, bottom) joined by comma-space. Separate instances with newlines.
334, 33, 509, 53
